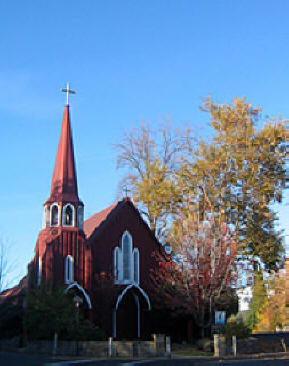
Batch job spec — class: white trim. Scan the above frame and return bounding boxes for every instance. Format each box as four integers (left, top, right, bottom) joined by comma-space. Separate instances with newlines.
117, 249, 123, 281
50, 203, 60, 227
65, 255, 74, 284
115, 284, 151, 311
62, 203, 75, 227
65, 282, 92, 309
114, 285, 150, 339
133, 248, 140, 285
113, 247, 119, 280
42, 206, 48, 229
114, 279, 139, 285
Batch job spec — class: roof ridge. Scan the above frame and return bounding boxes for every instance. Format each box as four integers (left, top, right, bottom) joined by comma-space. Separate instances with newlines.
83, 201, 121, 238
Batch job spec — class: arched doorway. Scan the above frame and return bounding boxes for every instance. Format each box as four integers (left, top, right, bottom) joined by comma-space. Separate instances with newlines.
113, 285, 151, 340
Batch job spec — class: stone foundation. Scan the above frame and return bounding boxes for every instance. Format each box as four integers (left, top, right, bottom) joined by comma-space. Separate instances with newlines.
0, 335, 166, 358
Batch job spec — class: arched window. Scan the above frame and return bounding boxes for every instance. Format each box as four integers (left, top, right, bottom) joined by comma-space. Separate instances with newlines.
113, 231, 140, 284
51, 204, 59, 226
37, 257, 42, 286
77, 206, 84, 229
114, 247, 120, 280
122, 231, 132, 281
65, 255, 74, 284
133, 248, 139, 284
63, 204, 74, 226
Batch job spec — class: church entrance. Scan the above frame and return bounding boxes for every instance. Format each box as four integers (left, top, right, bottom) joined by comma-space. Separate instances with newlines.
113, 285, 151, 340
116, 290, 139, 339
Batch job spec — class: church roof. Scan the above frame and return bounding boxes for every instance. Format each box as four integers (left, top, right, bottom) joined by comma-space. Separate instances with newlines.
83, 198, 162, 248
84, 198, 146, 240
0, 276, 27, 304
83, 202, 119, 238
45, 105, 80, 204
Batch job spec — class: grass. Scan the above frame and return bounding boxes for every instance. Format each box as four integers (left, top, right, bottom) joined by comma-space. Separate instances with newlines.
172, 343, 213, 357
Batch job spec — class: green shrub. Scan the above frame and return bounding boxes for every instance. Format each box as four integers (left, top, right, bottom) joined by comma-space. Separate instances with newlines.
225, 320, 250, 339
76, 320, 106, 341
24, 287, 105, 341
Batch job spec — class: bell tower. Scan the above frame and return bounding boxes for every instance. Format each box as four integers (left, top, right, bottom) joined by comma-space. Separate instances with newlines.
42, 89, 84, 230
31, 84, 91, 290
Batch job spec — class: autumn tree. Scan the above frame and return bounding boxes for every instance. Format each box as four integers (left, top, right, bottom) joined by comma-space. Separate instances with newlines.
246, 273, 268, 331
177, 97, 287, 269
151, 216, 237, 338
115, 123, 194, 239
253, 274, 287, 332
116, 97, 287, 269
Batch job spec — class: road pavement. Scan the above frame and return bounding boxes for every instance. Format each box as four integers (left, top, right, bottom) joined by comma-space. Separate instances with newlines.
2, 352, 289, 366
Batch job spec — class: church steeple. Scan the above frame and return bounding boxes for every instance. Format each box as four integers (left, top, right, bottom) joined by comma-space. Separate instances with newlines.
43, 88, 84, 230
47, 105, 79, 204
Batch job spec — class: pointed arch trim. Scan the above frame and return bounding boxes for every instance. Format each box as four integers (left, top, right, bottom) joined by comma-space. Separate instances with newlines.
65, 282, 92, 309
115, 284, 151, 311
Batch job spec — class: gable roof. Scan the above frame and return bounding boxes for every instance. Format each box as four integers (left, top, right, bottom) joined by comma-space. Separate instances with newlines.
83, 198, 161, 247
83, 202, 119, 238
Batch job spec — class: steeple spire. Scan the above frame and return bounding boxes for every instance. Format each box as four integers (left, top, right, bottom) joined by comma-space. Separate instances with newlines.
42, 87, 84, 231
45, 104, 80, 204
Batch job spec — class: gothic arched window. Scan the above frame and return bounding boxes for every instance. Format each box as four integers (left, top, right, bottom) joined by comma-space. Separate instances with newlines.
51, 204, 59, 226
113, 247, 120, 280
63, 204, 74, 226
133, 248, 139, 284
113, 231, 140, 284
65, 255, 74, 284
122, 231, 133, 281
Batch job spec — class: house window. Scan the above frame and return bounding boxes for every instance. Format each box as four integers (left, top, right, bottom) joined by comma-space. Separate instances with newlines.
63, 204, 74, 226
37, 257, 42, 286
113, 230, 139, 285
65, 255, 74, 284
51, 204, 59, 226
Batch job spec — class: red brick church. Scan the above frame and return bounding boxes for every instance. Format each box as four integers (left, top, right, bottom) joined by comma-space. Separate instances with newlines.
2, 96, 166, 340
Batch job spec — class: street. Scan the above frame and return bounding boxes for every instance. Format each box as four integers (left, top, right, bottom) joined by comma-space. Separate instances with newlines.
2, 353, 289, 366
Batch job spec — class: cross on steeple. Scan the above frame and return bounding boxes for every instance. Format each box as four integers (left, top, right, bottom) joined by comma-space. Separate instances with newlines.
61, 83, 76, 105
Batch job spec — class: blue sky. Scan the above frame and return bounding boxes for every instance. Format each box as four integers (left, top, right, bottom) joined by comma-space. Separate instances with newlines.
1, 0, 289, 286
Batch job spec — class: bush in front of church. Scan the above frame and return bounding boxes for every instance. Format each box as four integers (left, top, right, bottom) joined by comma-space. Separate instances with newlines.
24, 286, 105, 341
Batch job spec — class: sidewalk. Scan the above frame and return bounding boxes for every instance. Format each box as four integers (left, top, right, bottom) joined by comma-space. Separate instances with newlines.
171, 350, 289, 362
